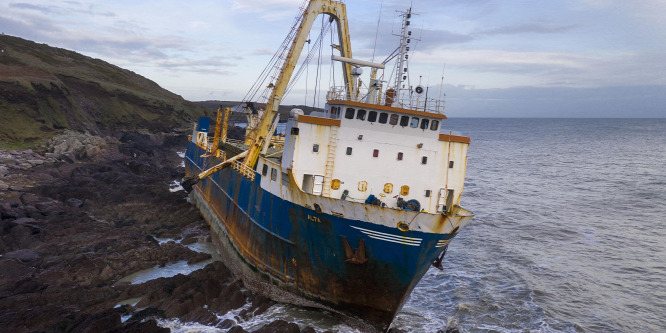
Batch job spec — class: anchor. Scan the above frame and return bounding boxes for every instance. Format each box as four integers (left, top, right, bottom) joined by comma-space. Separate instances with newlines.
341, 236, 367, 264
432, 245, 448, 271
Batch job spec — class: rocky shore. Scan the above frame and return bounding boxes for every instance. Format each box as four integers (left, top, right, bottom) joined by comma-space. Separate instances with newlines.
0, 130, 323, 332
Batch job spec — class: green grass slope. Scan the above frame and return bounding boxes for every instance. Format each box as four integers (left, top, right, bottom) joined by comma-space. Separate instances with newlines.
0, 35, 206, 146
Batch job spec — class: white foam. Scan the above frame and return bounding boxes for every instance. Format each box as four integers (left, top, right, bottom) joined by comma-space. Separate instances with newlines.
169, 180, 185, 192
117, 259, 214, 285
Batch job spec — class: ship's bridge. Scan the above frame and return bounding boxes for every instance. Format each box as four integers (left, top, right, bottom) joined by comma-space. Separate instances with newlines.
272, 98, 470, 215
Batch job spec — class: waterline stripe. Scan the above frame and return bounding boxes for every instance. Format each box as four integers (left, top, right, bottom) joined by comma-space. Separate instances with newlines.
351, 226, 422, 246
351, 226, 422, 241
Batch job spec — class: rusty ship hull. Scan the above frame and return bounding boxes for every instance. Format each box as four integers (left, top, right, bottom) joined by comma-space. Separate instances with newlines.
185, 141, 464, 331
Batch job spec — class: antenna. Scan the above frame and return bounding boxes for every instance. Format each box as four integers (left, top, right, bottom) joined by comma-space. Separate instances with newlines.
438, 64, 446, 112
371, 1, 384, 63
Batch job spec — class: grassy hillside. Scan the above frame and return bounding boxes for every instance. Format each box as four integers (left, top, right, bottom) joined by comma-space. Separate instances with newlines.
0, 35, 206, 146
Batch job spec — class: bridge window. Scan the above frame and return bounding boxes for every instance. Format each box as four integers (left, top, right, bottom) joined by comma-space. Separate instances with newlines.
356, 109, 366, 120
430, 120, 440, 131
345, 108, 355, 119
400, 115, 409, 127
262, 164, 268, 176
389, 114, 399, 125
368, 110, 377, 122
271, 168, 277, 181
410, 117, 419, 128
379, 112, 388, 124
420, 119, 429, 130
331, 106, 340, 118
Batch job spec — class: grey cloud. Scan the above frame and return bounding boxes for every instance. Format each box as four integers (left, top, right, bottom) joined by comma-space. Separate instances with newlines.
481, 23, 579, 36
9, 3, 52, 14
9, 2, 115, 17
155, 58, 236, 69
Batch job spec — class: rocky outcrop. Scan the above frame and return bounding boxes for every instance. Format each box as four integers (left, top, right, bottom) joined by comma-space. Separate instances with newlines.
0, 130, 321, 333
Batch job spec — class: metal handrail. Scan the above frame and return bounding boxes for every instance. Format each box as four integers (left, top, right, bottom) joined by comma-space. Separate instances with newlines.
327, 85, 445, 114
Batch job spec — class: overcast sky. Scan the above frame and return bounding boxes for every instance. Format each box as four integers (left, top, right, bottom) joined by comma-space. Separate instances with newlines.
1, 0, 665, 117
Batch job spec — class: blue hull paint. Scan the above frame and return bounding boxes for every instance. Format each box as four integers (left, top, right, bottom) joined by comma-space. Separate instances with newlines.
185, 142, 452, 331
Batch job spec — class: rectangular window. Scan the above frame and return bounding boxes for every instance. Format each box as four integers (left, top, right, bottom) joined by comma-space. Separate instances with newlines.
425, 190, 431, 197
346, 147, 353, 155
331, 106, 340, 118
368, 110, 377, 122
345, 108, 355, 119
420, 119, 429, 130
356, 109, 366, 120
400, 115, 409, 127
373, 149, 379, 157
262, 164, 268, 176
389, 114, 399, 125
410, 117, 419, 128
449, 161, 454, 168
281, 172, 289, 186
397, 152, 403, 160
430, 120, 440, 131
270, 168, 277, 181
378, 112, 388, 124
421, 156, 428, 164
312, 144, 319, 152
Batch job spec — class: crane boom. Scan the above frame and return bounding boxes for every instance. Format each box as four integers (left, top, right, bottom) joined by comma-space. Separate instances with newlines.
243, 0, 354, 168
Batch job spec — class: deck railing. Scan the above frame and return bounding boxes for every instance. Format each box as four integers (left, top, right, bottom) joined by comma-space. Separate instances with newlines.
326, 86, 445, 114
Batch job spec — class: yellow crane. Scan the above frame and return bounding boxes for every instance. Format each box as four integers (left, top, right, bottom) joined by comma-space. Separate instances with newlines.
242, 0, 355, 168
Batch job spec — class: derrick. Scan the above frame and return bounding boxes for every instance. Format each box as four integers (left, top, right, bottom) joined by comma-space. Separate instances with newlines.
242, 0, 354, 168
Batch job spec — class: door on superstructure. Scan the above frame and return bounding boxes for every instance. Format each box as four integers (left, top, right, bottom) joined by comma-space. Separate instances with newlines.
312, 175, 325, 195
437, 188, 455, 213
303, 174, 314, 193
445, 189, 455, 213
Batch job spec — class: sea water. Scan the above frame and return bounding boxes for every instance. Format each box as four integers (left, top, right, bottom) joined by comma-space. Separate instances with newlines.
167, 118, 666, 332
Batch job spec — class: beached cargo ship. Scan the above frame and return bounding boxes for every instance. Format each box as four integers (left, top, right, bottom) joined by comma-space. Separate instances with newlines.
183, 1, 474, 331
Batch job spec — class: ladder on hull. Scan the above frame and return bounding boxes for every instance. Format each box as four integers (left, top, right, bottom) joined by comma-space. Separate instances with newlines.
322, 126, 338, 197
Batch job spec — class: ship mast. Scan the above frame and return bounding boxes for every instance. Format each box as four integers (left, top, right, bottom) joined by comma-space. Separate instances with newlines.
392, 8, 413, 106
242, 0, 354, 168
